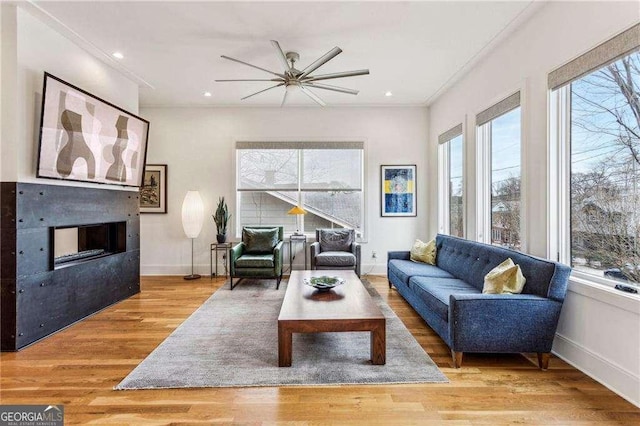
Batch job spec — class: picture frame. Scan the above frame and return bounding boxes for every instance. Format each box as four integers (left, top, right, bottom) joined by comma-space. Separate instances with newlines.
37, 72, 150, 187
381, 164, 417, 217
140, 164, 167, 214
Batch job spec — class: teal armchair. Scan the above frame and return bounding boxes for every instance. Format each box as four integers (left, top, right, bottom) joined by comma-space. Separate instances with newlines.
229, 226, 284, 290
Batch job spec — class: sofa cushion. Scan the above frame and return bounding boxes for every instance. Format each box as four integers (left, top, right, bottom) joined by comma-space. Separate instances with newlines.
243, 228, 278, 254
410, 239, 436, 265
388, 259, 455, 286
235, 253, 275, 268
483, 258, 526, 294
435, 234, 559, 297
318, 229, 354, 252
410, 276, 481, 322
315, 251, 356, 267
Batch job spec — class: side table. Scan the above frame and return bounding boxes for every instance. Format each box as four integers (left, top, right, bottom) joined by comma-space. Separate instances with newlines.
210, 242, 233, 278
288, 234, 307, 271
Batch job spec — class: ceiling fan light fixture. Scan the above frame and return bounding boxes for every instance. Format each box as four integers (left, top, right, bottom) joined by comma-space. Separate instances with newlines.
286, 82, 300, 93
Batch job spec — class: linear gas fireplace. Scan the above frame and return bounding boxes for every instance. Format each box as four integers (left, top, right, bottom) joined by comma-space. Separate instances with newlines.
1, 182, 140, 351
52, 222, 126, 268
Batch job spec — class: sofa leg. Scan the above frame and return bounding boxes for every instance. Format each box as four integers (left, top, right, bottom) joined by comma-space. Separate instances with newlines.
388, 280, 393, 289
452, 351, 463, 368
276, 275, 282, 290
537, 352, 551, 370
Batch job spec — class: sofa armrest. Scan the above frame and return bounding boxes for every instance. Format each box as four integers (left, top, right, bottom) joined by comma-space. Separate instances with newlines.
448, 293, 563, 353
229, 242, 245, 275
387, 251, 411, 261
351, 242, 361, 277
273, 241, 284, 275
310, 242, 320, 270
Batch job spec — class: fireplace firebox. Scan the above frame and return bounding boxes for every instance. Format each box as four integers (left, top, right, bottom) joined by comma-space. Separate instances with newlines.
53, 222, 126, 268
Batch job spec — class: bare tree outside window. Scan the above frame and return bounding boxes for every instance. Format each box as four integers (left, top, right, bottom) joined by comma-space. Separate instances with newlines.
570, 51, 640, 285
490, 108, 521, 251
449, 135, 464, 237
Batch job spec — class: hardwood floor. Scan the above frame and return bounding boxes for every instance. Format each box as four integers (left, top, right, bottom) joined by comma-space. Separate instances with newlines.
1, 275, 638, 425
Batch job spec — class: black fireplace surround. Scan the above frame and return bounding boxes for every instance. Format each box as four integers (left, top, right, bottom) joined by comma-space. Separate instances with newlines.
1, 182, 140, 351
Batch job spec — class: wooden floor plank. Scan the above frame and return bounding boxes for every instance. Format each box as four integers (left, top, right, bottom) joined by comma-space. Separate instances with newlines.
1, 275, 638, 425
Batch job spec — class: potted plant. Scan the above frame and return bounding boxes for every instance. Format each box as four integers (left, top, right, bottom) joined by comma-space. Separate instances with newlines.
213, 197, 231, 243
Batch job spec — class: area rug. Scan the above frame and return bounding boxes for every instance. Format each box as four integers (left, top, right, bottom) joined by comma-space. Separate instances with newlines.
115, 279, 448, 389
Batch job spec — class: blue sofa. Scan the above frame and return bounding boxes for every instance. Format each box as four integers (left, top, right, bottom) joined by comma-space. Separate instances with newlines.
387, 234, 571, 369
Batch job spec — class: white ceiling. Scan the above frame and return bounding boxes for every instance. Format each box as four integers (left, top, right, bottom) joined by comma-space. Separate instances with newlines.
31, 1, 534, 107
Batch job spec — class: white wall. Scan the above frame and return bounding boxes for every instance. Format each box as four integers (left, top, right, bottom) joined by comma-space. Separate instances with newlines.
0, 6, 139, 187
139, 107, 429, 276
427, 1, 639, 407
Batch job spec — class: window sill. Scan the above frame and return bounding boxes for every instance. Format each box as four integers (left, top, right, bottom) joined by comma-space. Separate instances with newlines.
568, 273, 640, 314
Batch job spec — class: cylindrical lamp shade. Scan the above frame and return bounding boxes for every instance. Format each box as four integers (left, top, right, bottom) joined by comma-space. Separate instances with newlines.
181, 191, 204, 238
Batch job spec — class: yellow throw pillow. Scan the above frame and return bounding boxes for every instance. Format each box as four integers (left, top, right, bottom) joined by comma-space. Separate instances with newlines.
483, 258, 526, 294
410, 239, 436, 265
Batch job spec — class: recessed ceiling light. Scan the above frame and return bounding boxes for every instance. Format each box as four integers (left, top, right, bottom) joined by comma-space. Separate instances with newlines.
112, 52, 124, 59
385, 91, 393, 97
204, 92, 212, 97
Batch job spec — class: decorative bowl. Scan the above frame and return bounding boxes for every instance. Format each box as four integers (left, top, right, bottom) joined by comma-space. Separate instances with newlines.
304, 275, 345, 291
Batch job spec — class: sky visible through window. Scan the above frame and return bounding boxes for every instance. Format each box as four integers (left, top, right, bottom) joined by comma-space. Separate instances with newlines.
491, 107, 521, 195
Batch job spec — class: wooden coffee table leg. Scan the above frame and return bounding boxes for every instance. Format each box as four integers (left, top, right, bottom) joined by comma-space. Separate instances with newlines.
278, 322, 292, 367
370, 320, 386, 365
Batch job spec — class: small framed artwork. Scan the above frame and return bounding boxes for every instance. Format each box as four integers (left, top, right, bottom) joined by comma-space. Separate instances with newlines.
381, 164, 417, 217
140, 164, 167, 213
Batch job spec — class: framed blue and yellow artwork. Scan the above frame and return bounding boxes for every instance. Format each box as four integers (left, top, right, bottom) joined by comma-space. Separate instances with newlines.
381, 164, 417, 217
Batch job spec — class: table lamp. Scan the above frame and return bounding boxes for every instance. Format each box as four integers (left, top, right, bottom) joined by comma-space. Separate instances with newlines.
287, 205, 307, 235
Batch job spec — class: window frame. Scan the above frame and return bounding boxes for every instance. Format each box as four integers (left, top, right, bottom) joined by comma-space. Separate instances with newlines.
438, 124, 465, 237
548, 24, 639, 289
475, 91, 525, 250
234, 141, 366, 239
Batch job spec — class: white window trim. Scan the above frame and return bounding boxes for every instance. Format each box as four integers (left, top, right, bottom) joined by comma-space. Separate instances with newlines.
476, 122, 491, 243
438, 124, 465, 237
549, 85, 639, 291
475, 88, 526, 250
437, 142, 451, 234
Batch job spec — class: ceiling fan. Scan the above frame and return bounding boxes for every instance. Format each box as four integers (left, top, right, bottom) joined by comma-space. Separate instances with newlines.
215, 40, 369, 106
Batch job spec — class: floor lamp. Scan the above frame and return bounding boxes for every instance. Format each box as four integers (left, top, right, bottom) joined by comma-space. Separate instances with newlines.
182, 191, 204, 280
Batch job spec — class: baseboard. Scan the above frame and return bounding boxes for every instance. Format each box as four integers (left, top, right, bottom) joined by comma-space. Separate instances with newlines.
141, 264, 213, 276
553, 333, 640, 408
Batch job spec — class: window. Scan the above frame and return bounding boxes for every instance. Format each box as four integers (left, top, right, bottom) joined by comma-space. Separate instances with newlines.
476, 93, 522, 251
438, 124, 464, 237
550, 24, 639, 288
236, 141, 364, 237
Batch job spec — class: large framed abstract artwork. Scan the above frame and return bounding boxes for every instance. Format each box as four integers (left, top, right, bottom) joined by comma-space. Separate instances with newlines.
140, 164, 167, 214
37, 72, 150, 187
381, 164, 417, 217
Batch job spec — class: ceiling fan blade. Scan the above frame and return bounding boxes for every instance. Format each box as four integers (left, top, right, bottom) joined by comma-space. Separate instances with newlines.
221, 55, 286, 78
271, 40, 291, 71
303, 69, 370, 82
303, 82, 359, 95
281, 90, 288, 107
215, 79, 283, 82
300, 86, 326, 107
241, 83, 285, 100
298, 47, 342, 79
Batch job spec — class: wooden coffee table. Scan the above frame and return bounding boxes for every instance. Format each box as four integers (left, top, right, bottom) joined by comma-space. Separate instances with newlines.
278, 270, 386, 367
